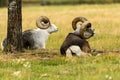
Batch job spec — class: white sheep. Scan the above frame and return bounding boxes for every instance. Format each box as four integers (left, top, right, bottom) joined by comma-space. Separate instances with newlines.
60, 16, 94, 57
1, 16, 58, 50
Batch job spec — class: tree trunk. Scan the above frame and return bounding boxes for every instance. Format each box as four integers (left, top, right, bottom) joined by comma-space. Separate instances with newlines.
4, 0, 23, 53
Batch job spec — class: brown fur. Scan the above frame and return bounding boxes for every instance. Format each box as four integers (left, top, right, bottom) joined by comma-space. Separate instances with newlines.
60, 33, 91, 56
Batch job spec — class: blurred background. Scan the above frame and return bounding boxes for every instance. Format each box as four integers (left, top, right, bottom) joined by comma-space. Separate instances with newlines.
1, 0, 120, 7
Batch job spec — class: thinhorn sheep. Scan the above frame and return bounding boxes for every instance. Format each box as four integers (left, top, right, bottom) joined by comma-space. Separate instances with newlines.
60, 16, 94, 57
1, 16, 58, 50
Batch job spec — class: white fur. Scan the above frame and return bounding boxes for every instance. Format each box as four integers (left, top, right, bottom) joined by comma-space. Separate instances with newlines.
66, 48, 73, 57
84, 30, 92, 38
66, 45, 83, 57
24, 24, 58, 49
73, 25, 81, 35
29, 29, 49, 49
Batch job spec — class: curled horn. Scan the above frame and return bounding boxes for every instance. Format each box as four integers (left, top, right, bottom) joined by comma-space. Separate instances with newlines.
36, 16, 51, 29
72, 16, 88, 30
72, 16, 92, 39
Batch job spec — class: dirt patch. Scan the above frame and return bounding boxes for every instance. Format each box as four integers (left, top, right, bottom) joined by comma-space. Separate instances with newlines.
91, 50, 120, 56
0, 49, 60, 61
0, 49, 120, 61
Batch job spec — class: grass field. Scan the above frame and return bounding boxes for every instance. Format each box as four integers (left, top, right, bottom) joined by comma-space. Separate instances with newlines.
0, 4, 120, 80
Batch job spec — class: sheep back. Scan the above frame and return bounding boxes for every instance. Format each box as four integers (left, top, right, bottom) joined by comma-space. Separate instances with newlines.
22, 30, 35, 49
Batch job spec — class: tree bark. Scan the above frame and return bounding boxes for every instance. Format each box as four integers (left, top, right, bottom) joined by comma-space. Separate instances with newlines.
4, 0, 23, 53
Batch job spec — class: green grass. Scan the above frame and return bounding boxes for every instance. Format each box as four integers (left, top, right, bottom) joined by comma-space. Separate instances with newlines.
0, 53, 120, 80
0, 4, 120, 80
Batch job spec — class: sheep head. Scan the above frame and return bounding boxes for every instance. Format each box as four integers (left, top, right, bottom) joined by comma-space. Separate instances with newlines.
72, 16, 94, 39
36, 16, 51, 29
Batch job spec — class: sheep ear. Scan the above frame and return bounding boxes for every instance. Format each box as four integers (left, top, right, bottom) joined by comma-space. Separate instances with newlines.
36, 16, 51, 29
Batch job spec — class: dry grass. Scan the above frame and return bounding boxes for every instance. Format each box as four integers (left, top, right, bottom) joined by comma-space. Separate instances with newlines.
0, 49, 60, 61
0, 4, 120, 55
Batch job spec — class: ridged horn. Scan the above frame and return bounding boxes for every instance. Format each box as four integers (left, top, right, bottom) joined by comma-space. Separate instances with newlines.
36, 16, 51, 29
72, 16, 88, 30
80, 21, 92, 39
72, 16, 92, 39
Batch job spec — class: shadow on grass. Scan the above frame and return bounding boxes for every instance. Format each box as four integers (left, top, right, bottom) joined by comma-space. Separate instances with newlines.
0, 49, 120, 62
0, 49, 61, 61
